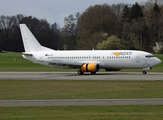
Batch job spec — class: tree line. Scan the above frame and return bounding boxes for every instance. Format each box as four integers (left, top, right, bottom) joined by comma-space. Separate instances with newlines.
66, 0, 163, 53
0, 0, 163, 53
0, 15, 60, 52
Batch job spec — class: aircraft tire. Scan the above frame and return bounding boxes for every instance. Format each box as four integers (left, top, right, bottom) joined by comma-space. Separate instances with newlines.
91, 72, 96, 75
143, 70, 147, 74
78, 70, 83, 75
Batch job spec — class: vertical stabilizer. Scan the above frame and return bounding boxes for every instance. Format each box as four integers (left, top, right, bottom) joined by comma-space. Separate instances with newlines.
19, 24, 53, 52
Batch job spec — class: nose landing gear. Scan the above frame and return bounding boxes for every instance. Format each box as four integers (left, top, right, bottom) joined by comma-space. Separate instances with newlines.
143, 70, 147, 74
142, 67, 152, 74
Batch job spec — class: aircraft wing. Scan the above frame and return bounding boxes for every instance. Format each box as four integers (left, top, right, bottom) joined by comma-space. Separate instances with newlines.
48, 61, 82, 69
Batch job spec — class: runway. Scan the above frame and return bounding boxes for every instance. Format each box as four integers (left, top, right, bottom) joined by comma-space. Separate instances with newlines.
0, 99, 163, 106
0, 72, 163, 80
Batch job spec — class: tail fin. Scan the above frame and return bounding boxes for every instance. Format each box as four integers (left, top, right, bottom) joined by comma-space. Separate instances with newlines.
19, 24, 53, 52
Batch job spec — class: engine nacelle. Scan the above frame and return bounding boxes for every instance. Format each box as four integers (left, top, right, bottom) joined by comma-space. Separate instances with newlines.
105, 69, 121, 71
81, 63, 100, 72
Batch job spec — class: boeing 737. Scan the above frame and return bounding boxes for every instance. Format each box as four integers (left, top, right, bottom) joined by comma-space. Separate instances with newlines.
19, 24, 161, 75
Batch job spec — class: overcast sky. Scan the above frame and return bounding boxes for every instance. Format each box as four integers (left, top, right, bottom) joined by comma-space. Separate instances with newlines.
1, 0, 147, 27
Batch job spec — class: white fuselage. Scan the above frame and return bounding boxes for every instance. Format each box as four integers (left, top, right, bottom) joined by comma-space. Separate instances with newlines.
23, 50, 161, 70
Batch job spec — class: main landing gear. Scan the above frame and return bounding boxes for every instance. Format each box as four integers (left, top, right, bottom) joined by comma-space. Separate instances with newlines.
143, 70, 147, 74
78, 70, 83, 75
91, 72, 96, 75
78, 70, 96, 75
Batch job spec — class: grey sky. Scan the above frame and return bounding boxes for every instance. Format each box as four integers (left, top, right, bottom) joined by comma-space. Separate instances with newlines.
1, 0, 146, 27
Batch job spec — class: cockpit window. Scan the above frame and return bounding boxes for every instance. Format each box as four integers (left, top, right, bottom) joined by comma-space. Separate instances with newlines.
145, 54, 154, 58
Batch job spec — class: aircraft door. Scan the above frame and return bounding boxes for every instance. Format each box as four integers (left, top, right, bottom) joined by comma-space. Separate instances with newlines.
136, 54, 140, 62
40, 54, 43, 60
144, 57, 149, 67
38, 54, 44, 63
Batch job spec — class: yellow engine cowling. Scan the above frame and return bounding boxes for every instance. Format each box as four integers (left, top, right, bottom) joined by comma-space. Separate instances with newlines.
105, 69, 121, 71
81, 63, 100, 72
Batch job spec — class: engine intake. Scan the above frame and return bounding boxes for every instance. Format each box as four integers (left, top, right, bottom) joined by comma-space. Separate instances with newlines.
81, 63, 100, 72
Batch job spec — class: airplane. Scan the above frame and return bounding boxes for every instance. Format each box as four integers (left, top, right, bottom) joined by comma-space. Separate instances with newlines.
19, 24, 162, 75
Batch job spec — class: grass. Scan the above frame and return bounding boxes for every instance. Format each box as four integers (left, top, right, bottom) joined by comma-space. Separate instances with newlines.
0, 80, 163, 100
0, 106, 163, 120
1, 80, 163, 119
0, 53, 162, 72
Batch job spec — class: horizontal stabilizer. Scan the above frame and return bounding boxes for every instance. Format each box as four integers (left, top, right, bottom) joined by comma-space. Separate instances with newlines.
22, 52, 33, 56
1, 51, 22, 54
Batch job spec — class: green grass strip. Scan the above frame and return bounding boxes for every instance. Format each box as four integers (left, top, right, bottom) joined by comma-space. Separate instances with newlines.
0, 80, 163, 100
0, 106, 163, 120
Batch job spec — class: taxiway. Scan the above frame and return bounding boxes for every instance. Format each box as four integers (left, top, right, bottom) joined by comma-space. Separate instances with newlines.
1, 99, 163, 106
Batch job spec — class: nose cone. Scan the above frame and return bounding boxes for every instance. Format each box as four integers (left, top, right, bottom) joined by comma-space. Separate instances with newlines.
155, 58, 162, 66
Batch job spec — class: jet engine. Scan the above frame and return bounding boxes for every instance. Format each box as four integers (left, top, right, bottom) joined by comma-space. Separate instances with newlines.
81, 63, 100, 72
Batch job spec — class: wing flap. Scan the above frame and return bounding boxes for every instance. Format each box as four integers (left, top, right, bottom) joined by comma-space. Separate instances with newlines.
48, 62, 82, 69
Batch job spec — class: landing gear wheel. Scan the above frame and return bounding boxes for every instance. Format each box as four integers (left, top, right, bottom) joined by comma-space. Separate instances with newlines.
78, 70, 83, 75
143, 70, 147, 74
91, 72, 96, 75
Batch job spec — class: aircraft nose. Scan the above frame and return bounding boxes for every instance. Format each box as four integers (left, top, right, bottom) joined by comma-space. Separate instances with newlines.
155, 58, 162, 66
